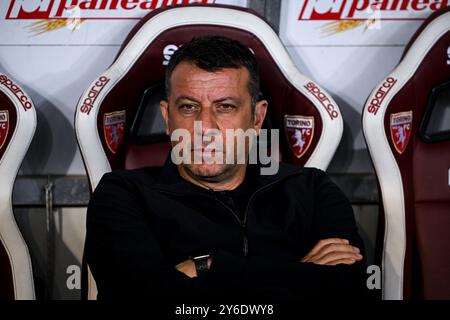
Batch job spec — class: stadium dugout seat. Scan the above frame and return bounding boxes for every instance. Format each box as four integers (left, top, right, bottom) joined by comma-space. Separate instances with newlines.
0, 73, 36, 300
363, 7, 450, 300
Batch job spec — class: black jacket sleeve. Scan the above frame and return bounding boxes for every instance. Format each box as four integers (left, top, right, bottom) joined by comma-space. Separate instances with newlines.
86, 169, 367, 301
86, 172, 210, 301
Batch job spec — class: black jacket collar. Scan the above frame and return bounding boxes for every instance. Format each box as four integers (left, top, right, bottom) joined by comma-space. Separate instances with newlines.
147, 155, 302, 195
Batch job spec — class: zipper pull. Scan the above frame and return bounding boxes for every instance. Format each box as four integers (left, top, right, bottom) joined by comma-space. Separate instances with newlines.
241, 224, 248, 256
243, 236, 248, 257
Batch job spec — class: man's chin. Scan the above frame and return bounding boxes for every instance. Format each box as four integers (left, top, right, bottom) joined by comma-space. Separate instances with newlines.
184, 163, 232, 180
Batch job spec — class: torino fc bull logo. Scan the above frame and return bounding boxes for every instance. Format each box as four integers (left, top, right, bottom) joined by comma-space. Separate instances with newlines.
390, 111, 413, 154
285, 115, 314, 158
104, 110, 126, 154
0, 110, 9, 150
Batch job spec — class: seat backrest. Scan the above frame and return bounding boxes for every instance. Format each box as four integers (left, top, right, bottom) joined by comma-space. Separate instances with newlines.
75, 4, 344, 299
363, 7, 450, 300
0, 73, 36, 300
75, 4, 343, 191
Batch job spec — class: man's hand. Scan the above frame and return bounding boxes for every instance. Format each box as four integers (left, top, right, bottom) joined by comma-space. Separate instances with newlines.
175, 259, 197, 278
175, 258, 212, 278
301, 238, 363, 266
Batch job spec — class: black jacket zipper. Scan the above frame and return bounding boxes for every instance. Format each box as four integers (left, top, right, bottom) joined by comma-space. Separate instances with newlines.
239, 177, 292, 256
209, 193, 247, 256
153, 171, 303, 257
213, 177, 290, 257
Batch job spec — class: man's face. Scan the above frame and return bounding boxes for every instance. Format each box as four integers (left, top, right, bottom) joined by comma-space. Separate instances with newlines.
160, 61, 267, 181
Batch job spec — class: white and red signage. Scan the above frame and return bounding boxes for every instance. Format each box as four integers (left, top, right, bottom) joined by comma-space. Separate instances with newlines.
0, 0, 247, 45
6, 0, 218, 20
285, 115, 314, 158
298, 0, 446, 21
282, 0, 449, 46
390, 110, 412, 154
0, 110, 10, 150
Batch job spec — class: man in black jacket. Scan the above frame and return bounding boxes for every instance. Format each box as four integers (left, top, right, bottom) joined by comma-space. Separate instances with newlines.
86, 36, 367, 301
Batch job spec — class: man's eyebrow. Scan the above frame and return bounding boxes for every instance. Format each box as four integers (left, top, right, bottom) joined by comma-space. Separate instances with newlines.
213, 96, 241, 104
174, 95, 200, 104
174, 96, 241, 104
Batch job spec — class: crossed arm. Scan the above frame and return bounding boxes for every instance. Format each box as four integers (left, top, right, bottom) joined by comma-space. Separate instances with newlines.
176, 238, 363, 278
87, 171, 368, 300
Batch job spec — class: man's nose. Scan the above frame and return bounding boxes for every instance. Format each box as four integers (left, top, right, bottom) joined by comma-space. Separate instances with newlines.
196, 107, 218, 132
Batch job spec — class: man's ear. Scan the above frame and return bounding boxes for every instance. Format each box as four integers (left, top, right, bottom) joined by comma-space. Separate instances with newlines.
254, 100, 268, 133
160, 100, 170, 135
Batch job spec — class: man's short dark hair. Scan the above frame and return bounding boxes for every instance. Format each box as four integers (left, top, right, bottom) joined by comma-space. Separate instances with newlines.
165, 35, 260, 111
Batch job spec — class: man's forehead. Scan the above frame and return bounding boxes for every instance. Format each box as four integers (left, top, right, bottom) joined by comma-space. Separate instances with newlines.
171, 61, 249, 83
169, 62, 250, 99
